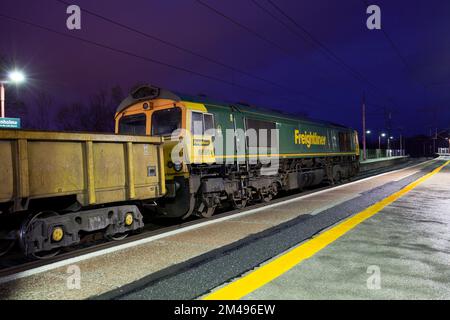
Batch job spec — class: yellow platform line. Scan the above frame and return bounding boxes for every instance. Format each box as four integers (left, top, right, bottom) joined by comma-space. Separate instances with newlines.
203, 160, 450, 300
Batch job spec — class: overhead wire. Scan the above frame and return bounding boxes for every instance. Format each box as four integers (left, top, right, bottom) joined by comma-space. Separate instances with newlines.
0, 12, 320, 108
53, 0, 331, 107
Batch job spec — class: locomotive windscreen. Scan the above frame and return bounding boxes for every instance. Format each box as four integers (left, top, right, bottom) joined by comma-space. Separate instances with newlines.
119, 113, 147, 135
151, 107, 182, 136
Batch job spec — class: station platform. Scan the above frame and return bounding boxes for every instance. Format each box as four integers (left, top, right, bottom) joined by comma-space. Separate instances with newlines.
205, 158, 450, 299
360, 155, 409, 172
0, 158, 448, 300
360, 155, 408, 164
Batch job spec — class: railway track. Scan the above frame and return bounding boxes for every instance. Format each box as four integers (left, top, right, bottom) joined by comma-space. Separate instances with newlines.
0, 158, 428, 280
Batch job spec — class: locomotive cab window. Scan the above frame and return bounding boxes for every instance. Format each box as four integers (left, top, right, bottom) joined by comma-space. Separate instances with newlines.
245, 118, 276, 148
338, 132, 352, 152
204, 113, 215, 134
151, 107, 181, 136
119, 113, 147, 135
191, 112, 215, 136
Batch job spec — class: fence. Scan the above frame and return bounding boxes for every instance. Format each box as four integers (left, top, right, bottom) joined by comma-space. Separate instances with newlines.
360, 149, 406, 160
437, 148, 450, 155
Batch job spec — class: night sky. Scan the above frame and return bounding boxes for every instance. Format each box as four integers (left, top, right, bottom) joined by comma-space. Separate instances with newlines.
1, 0, 450, 137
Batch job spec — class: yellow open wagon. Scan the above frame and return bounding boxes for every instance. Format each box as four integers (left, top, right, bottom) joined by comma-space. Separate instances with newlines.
0, 129, 165, 258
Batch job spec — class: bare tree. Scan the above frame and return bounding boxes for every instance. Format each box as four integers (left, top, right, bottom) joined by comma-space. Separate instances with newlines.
110, 85, 124, 107
56, 102, 88, 132
33, 91, 53, 130
86, 86, 125, 132
55, 85, 125, 133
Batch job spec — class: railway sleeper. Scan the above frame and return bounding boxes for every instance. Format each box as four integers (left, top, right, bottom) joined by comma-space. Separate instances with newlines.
17, 205, 144, 257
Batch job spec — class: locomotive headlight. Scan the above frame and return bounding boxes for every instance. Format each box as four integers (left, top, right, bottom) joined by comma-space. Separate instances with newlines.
173, 161, 183, 172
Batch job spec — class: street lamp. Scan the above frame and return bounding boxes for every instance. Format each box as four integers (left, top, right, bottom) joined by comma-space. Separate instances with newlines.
379, 133, 386, 149
387, 136, 394, 150
363, 130, 372, 160
1, 70, 26, 118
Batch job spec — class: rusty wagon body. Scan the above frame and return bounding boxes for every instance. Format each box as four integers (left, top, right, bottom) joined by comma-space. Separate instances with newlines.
0, 129, 165, 257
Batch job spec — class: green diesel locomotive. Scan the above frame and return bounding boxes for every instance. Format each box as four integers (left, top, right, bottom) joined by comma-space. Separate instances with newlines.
115, 85, 360, 219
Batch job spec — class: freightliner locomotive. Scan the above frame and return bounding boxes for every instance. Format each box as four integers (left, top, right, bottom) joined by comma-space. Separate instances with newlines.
115, 85, 360, 219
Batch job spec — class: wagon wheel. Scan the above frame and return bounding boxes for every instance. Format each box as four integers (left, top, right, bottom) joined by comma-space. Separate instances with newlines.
20, 211, 61, 260
105, 232, 129, 241
0, 239, 15, 257
105, 213, 138, 241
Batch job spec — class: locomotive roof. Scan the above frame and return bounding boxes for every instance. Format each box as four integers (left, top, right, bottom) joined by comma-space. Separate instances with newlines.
116, 85, 181, 114
117, 85, 353, 130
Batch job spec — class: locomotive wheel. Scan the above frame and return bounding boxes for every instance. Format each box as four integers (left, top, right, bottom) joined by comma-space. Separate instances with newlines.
181, 194, 197, 220
262, 193, 272, 203
271, 183, 279, 197
0, 239, 15, 257
230, 191, 247, 210
334, 171, 342, 184
20, 211, 61, 260
231, 197, 247, 210
198, 206, 216, 218
259, 188, 272, 203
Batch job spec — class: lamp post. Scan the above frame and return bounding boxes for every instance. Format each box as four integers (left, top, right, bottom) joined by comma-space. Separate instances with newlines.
362, 94, 366, 161
400, 134, 403, 154
388, 136, 394, 150
378, 133, 386, 149
1, 70, 26, 118
364, 130, 371, 160
388, 136, 394, 156
0, 82, 5, 118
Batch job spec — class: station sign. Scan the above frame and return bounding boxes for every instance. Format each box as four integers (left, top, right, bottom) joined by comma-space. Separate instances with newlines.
0, 117, 21, 129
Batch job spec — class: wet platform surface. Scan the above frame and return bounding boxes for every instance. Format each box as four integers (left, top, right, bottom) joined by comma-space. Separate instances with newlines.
215, 162, 450, 299
0, 159, 446, 300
